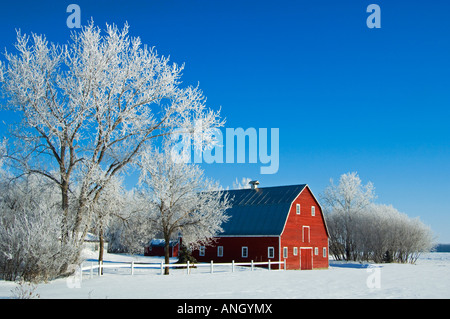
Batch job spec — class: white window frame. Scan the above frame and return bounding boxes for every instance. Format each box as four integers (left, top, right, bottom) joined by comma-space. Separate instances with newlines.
323, 247, 327, 258
199, 246, 205, 257
283, 247, 288, 259
268, 247, 274, 259
242, 246, 248, 258
217, 246, 223, 257
296, 203, 301, 215
293, 247, 298, 256
315, 247, 319, 255
311, 206, 315, 216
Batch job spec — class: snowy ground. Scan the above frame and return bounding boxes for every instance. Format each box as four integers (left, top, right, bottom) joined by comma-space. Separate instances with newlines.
1, 252, 449, 299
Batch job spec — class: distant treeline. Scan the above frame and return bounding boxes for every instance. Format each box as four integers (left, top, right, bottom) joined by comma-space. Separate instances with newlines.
434, 244, 450, 252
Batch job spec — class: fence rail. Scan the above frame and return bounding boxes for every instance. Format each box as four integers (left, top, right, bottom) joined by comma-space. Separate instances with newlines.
80, 259, 286, 278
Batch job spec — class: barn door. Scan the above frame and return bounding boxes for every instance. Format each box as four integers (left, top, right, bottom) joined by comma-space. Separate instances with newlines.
301, 248, 312, 270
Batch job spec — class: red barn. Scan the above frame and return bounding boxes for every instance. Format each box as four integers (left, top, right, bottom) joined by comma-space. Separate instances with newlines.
191, 183, 329, 270
144, 239, 179, 258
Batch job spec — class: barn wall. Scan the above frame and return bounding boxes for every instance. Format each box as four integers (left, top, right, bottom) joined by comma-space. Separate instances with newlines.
192, 236, 280, 268
280, 186, 329, 269
144, 246, 165, 257
144, 244, 179, 257
172, 243, 179, 257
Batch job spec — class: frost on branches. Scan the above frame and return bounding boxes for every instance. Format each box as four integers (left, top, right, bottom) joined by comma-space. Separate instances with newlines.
0, 21, 224, 276
137, 144, 230, 274
0, 176, 78, 282
322, 172, 434, 263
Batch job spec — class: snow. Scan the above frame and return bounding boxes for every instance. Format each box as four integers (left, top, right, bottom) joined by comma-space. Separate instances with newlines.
1, 252, 449, 299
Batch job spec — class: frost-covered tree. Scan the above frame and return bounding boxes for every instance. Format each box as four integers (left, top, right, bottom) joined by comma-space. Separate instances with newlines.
232, 177, 252, 189
89, 175, 126, 265
357, 204, 433, 263
0, 139, 5, 171
321, 172, 376, 261
107, 212, 154, 254
0, 21, 224, 260
138, 143, 230, 274
322, 172, 434, 263
0, 175, 78, 281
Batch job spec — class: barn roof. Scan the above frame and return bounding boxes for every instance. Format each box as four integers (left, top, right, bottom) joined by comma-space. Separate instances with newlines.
220, 184, 307, 236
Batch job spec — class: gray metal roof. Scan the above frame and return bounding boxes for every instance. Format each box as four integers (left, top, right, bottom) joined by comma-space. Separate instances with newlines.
220, 184, 307, 236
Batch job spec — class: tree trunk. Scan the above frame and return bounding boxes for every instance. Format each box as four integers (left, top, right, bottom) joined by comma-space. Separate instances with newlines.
60, 179, 70, 244
58, 179, 71, 275
164, 233, 170, 275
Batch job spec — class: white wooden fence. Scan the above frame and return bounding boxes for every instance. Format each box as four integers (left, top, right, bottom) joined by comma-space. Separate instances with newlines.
80, 259, 286, 278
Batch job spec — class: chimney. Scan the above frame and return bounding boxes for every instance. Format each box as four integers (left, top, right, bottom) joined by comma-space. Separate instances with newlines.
249, 180, 260, 190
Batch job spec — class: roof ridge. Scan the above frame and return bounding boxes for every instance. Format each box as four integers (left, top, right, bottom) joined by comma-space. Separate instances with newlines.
227, 183, 307, 192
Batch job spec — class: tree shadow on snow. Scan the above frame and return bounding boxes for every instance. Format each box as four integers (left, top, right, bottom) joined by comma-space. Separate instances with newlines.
329, 261, 381, 269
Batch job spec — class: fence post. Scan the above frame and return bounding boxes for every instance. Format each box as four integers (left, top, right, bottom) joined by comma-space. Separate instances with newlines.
210, 260, 214, 274
232, 260, 235, 273
160, 261, 164, 275
131, 261, 134, 275
187, 261, 190, 275
98, 261, 103, 276
251, 260, 254, 271
268, 259, 271, 271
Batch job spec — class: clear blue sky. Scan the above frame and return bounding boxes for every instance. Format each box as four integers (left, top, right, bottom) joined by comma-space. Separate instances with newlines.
1, 0, 449, 242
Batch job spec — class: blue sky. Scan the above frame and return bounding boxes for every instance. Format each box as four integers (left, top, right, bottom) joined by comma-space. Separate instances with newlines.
1, 0, 450, 242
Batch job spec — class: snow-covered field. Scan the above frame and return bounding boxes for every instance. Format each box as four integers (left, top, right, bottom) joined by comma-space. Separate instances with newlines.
1, 252, 449, 299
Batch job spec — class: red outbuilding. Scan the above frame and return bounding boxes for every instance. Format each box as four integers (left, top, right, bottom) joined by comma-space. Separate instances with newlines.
191, 182, 329, 270
144, 239, 179, 258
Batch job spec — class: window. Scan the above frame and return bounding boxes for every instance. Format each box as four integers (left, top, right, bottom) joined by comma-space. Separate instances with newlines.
311, 206, 315, 216
199, 246, 205, 256
296, 204, 301, 215
302, 226, 310, 243
315, 247, 319, 255
268, 247, 274, 259
217, 246, 223, 257
293, 247, 298, 256
323, 247, 327, 258
242, 246, 248, 258
283, 247, 288, 259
